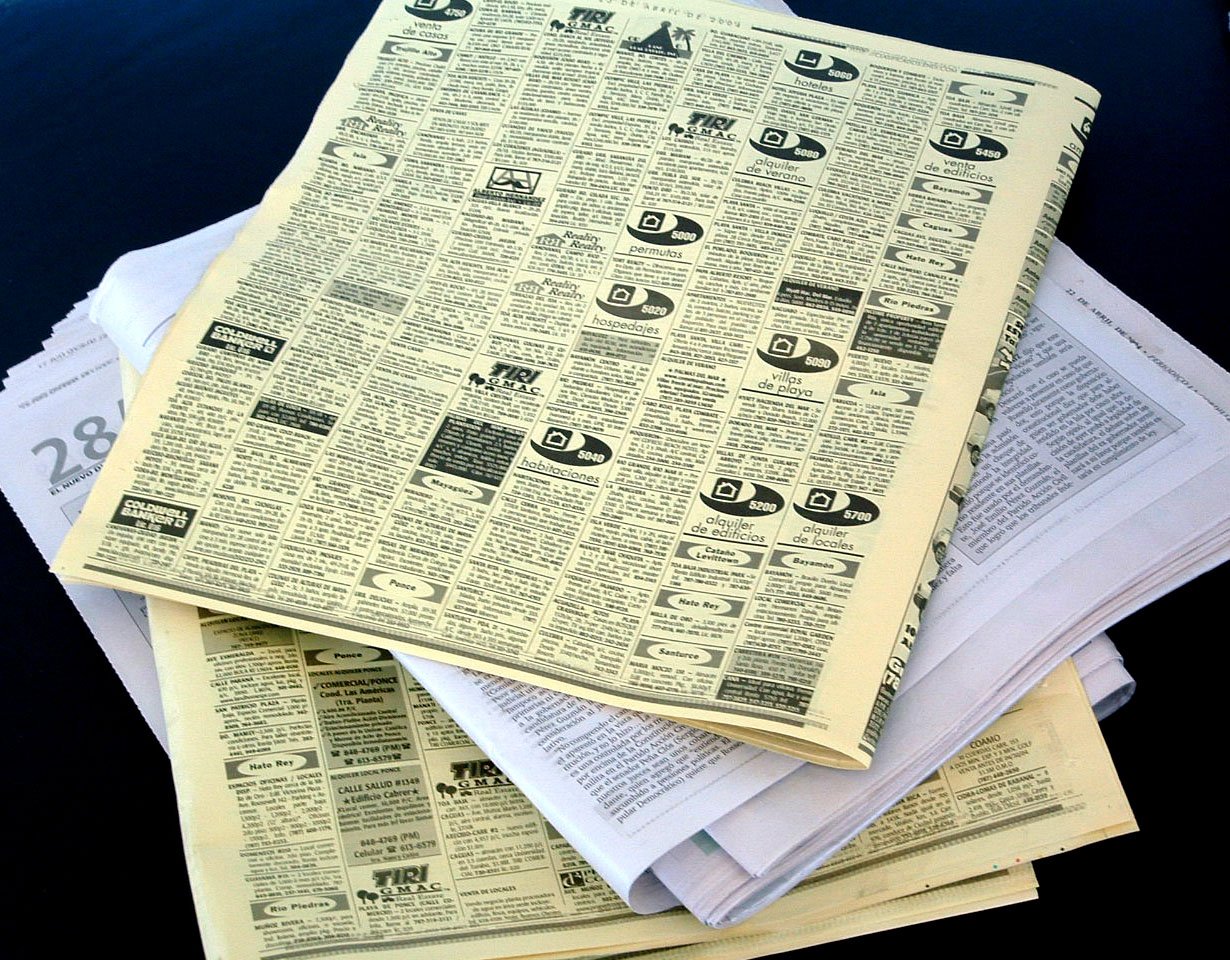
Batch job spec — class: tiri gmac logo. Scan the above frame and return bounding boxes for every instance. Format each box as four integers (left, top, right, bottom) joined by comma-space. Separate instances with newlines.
468, 361, 543, 394
357, 864, 443, 904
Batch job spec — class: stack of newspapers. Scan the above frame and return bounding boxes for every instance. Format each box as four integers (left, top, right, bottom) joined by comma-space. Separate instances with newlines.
5, 1, 1230, 957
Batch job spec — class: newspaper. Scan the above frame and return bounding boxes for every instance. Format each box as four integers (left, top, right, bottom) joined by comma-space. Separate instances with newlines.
0, 313, 164, 748
149, 594, 1123, 957
396, 239, 1229, 924
622, 866, 1039, 960
54, 0, 1100, 768
641, 241, 1230, 925
4, 219, 1164, 929
78, 218, 1139, 746
0, 235, 1145, 775
1071, 633, 1134, 721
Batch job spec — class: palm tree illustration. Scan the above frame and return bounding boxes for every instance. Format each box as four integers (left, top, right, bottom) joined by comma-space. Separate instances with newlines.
672, 27, 695, 51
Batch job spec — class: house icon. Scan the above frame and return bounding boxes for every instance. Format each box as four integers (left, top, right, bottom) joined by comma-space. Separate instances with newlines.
795, 50, 820, 68
638, 211, 665, 231
769, 334, 797, 356
608, 284, 635, 304
712, 478, 741, 501
940, 128, 967, 148
544, 428, 571, 448
761, 127, 787, 147
413, 0, 436, 9
806, 488, 835, 511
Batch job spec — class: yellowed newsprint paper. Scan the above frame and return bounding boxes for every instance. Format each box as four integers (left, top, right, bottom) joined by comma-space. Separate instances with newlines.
55, 0, 1100, 766
150, 599, 1130, 957
620, 867, 1039, 960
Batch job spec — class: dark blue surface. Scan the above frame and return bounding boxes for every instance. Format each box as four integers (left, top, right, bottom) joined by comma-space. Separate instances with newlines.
2, 2, 1225, 954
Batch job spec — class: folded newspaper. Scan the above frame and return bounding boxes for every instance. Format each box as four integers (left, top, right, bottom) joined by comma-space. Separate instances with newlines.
23, 191, 1210, 933
148, 600, 1129, 960
0, 283, 1135, 958
76, 214, 1230, 926
52, 0, 1100, 768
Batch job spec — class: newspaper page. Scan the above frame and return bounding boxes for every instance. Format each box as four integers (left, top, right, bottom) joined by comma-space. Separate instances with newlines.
407, 646, 1132, 922
150, 594, 1109, 954
55, 0, 1100, 766
18, 208, 1156, 930
656, 658, 1134, 924
626, 867, 1039, 960
890, 273, 1230, 701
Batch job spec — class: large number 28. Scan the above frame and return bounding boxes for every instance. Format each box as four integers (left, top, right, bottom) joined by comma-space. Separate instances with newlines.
31, 402, 124, 484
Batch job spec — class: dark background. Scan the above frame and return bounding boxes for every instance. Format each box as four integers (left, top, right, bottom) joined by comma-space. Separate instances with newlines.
2, 1, 1225, 955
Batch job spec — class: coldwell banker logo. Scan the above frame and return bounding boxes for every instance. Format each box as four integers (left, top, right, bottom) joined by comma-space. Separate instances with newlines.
626, 210, 704, 245
109, 495, 197, 538
785, 48, 860, 81
750, 126, 826, 162
405, 0, 472, 21
929, 128, 1009, 162
473, 167, 545, 207
699, 477, 784, 517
